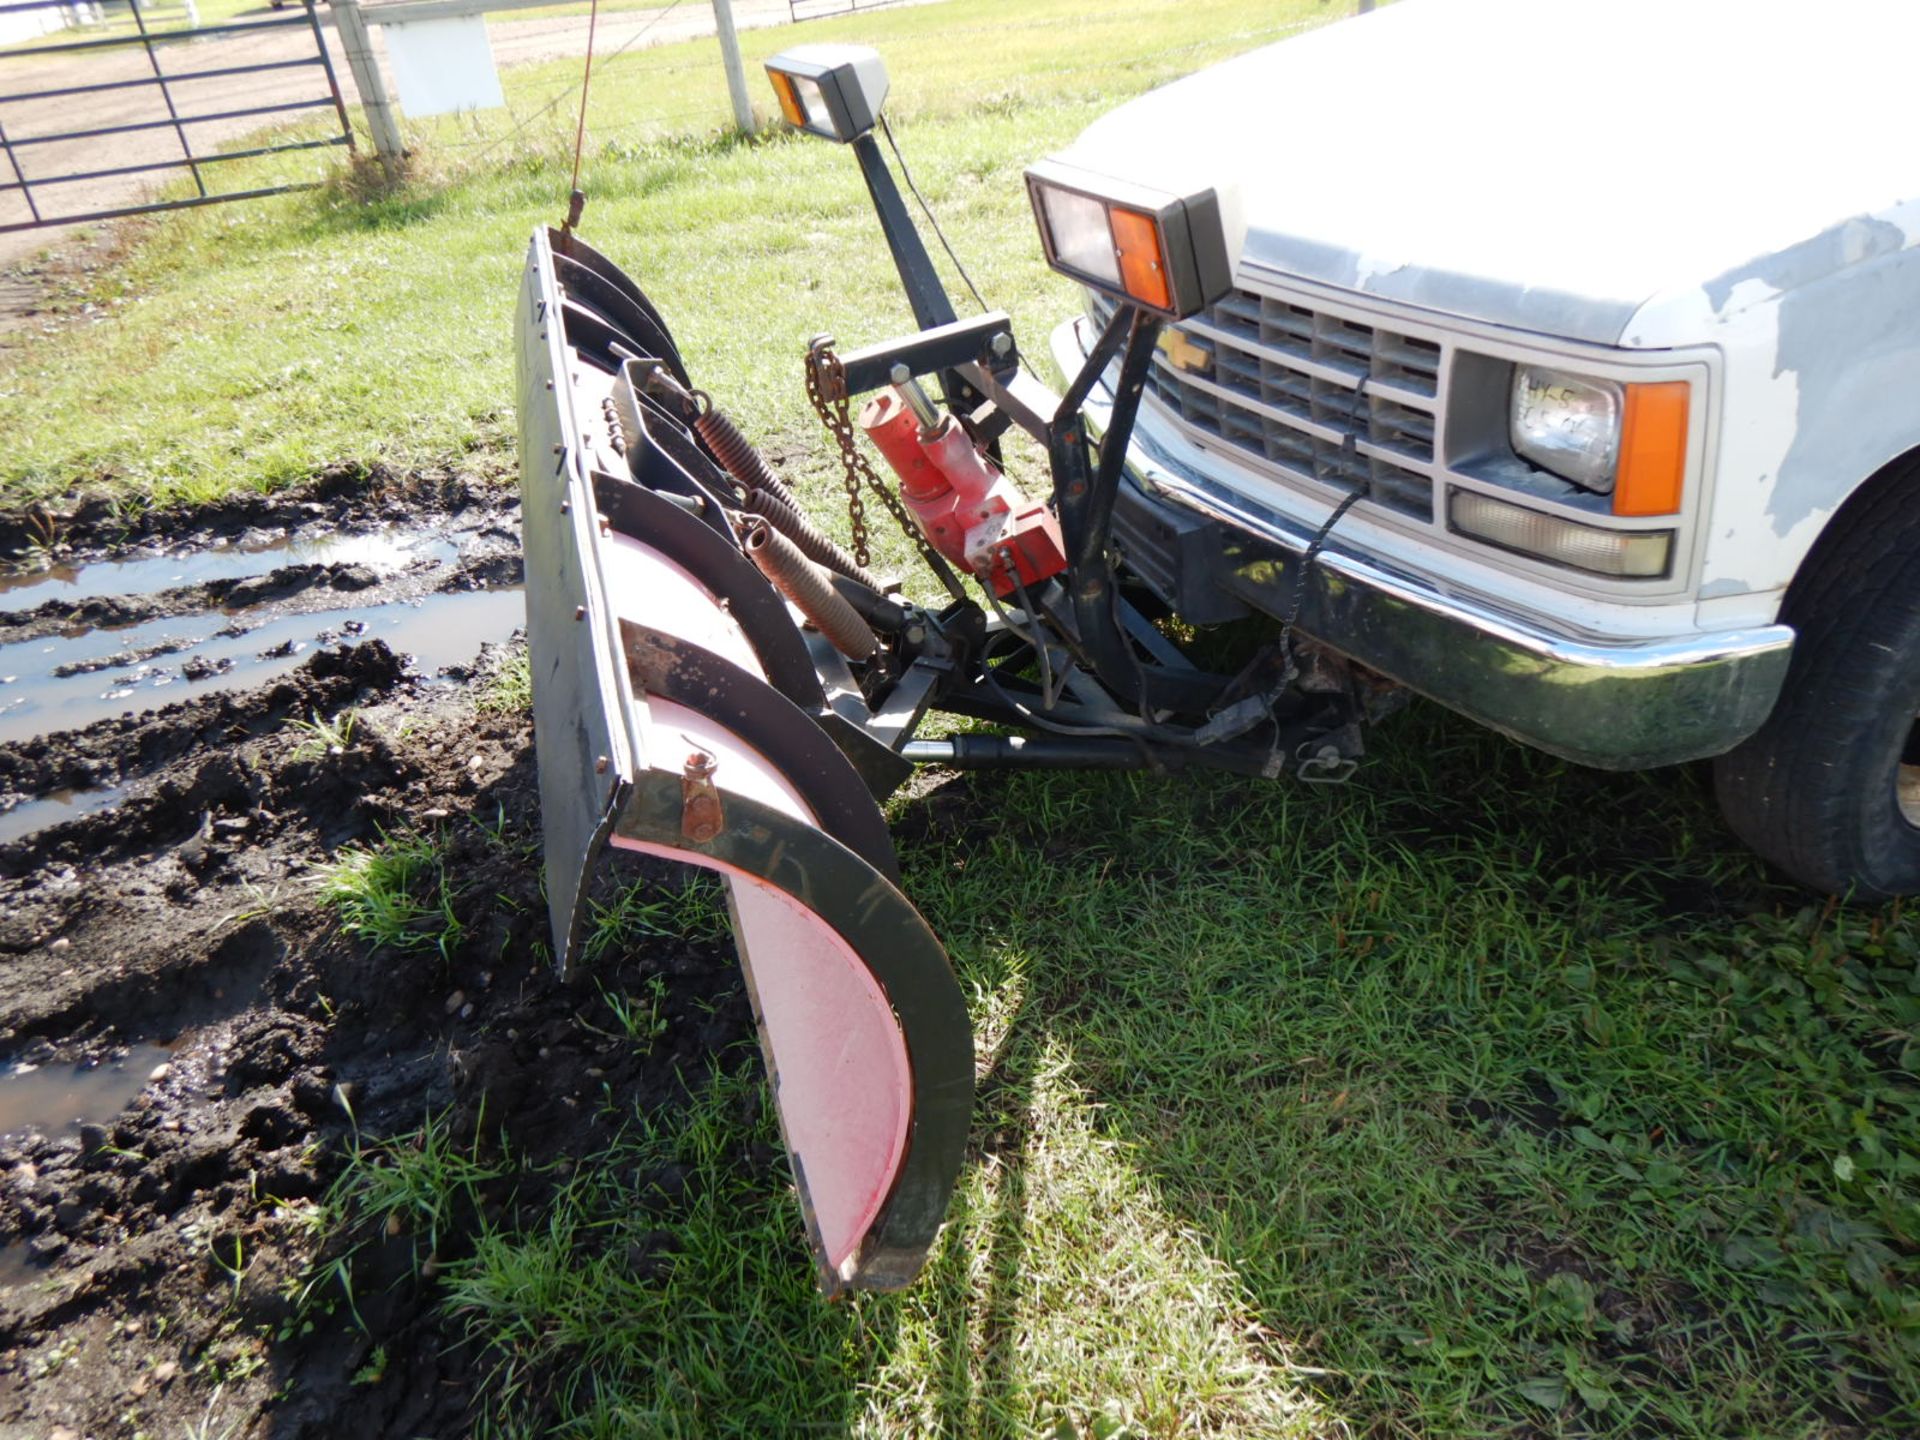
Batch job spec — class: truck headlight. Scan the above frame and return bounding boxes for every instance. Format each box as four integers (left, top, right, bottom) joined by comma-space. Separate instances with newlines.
765, 44, 890, 142
1025, 158, 1239, 321
1510, 367, 1691, 517
1510, 367, 1622, 493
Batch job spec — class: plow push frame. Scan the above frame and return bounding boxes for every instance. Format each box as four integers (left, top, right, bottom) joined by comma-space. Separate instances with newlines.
515, 44, 1368, 1296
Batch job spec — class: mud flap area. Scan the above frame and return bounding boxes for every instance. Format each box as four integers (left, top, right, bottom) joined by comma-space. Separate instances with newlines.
515, 228, 971, 1293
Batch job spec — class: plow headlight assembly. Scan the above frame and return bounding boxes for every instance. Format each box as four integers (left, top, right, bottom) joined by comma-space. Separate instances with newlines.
765, 44, 890, 142
1025, 158, 1238, 321
1511, 367, 1691, 517
1450, 489, 1672, 579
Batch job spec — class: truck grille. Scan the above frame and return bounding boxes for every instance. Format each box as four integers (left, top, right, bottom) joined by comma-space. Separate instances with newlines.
1092, 289, 1445, 523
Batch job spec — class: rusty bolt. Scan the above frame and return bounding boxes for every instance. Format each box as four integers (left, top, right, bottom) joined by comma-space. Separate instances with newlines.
552, 443, 564, 455
560, 500, 571, 514
595, 755, 608, 774
573, 605, 586, 622
680, 751, 723, 844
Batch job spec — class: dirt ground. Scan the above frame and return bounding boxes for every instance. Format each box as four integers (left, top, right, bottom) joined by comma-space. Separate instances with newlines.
0, 467, 753, 1437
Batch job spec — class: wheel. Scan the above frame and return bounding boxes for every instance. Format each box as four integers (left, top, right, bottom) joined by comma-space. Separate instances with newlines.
1714, 461, 1920, 898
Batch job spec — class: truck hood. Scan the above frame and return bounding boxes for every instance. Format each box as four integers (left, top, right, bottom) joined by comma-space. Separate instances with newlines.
1055, 0, 1920, 347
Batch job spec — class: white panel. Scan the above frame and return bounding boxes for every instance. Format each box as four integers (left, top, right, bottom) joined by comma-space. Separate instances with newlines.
384, 15, 504, 118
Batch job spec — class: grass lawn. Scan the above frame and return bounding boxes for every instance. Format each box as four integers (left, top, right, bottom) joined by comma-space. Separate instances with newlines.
329, 706, 1920, 1439
0, 0, 1324, 513
5, 0, 1919, 1435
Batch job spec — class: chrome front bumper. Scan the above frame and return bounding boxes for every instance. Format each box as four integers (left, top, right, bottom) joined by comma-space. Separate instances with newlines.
1051, 319, 1794, 770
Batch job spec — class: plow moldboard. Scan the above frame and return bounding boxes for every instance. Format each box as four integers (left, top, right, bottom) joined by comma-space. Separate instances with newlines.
515, 228, 972, 1292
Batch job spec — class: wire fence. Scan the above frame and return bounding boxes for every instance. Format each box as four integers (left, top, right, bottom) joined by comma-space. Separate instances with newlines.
434, 8, 1326, 162
785, 0, 908, 22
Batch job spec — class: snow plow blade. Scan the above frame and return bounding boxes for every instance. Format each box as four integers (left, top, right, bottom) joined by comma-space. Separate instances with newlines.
514, 228, 971, 1293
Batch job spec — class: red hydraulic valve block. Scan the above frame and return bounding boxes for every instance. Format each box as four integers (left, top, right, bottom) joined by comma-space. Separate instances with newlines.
859, 387, 1067, 598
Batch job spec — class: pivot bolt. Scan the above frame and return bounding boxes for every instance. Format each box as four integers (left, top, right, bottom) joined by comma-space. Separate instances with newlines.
680, 751, 724, 844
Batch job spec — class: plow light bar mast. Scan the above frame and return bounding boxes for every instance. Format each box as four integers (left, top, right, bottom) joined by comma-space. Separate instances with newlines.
514, 44, 1361, 1297
765, 46, 955, 335
762, 43, 1247, 714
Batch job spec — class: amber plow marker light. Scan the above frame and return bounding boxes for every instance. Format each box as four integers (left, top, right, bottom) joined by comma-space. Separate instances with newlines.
1024, 157, 1240, 321
764, 44, 891, 143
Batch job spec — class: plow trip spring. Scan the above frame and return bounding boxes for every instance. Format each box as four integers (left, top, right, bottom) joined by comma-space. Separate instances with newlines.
518, 194, 1365, 1289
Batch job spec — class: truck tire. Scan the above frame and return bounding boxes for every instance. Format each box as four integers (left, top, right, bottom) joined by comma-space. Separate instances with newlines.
1714, 463, 1920, 898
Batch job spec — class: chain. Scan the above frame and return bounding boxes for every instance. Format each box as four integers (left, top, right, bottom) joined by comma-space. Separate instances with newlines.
803, 343, 873, 568
804, 340, 969, 601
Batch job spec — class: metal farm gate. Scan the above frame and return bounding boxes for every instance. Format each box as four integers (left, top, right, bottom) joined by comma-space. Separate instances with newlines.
0, 0, 353, 234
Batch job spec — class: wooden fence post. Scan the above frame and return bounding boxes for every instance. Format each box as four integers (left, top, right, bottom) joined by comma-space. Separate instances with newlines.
332, 0, 405, 166
710, 0, 755, 135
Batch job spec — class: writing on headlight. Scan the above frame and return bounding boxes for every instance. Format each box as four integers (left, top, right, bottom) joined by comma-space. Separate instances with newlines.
1510, 366, 1623, 493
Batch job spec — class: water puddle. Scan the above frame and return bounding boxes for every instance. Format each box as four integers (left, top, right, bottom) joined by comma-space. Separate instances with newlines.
0, 525, 460, 610
0, 1245, 37, 1292
0, 586, 524, 746
0, 785, 128, 846
0, 1044, 172, 1143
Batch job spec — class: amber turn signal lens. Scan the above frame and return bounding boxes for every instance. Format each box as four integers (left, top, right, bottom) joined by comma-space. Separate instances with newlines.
1109, 206, 1171, 313
769, 71, 807, 128
1614, 382, 1689, 516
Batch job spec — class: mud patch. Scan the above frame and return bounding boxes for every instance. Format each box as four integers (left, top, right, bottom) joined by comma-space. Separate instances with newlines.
0, 483, 525, 841
0, 585, 524, 744
0, 524, 457, 610
0, 460, 512, 566
0, 671, 749, 1437
0, 478, 761, 1438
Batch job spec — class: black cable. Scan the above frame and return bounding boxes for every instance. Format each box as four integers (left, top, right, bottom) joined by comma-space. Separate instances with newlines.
879, 112, 990, 315
976, 631, 1248, 755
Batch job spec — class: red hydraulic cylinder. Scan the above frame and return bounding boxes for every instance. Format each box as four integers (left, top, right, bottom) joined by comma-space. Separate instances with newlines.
859, 388, 1067, 598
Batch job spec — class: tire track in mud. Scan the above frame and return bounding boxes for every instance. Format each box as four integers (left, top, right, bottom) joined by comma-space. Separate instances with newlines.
0, 471, 757, 1437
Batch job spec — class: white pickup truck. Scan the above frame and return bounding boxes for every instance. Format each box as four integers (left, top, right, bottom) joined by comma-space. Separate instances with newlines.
1043, 0, 1920, 897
